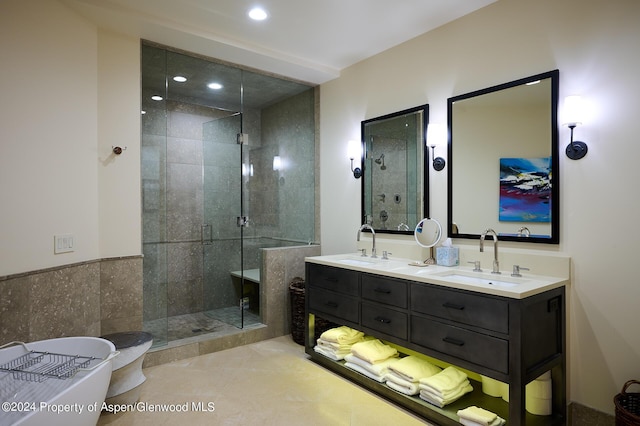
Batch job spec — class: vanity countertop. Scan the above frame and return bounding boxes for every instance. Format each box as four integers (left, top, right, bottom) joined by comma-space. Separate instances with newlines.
305, 253, 568, 299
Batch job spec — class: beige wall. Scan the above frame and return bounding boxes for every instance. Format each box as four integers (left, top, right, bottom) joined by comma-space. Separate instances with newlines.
0, 0, 100, 274
320, 0, 640, 414
97, 28, 141, 258
2, 0, 639, 416
0, 0, 141, 276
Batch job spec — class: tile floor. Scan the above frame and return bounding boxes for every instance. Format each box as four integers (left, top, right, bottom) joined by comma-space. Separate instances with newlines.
98, 335, 430, 426
144, 308, 262, 344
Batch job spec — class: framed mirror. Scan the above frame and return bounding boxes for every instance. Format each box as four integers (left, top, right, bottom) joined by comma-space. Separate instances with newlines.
361, 105, 429, 235
447, 70, 559, 244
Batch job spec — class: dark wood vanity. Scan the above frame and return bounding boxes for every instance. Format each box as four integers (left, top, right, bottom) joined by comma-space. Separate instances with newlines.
304, 261, 566, 426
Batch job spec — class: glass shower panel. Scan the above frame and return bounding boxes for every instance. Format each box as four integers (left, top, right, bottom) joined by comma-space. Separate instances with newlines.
142, 42, 316, 345
202, 113, 245, 328
141, 45, 169, 346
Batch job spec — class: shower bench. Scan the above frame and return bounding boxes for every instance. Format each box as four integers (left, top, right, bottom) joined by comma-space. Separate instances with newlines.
230, 269, 260, 312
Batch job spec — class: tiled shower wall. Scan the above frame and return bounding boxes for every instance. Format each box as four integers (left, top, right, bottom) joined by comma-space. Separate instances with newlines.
142, 101, 240, 320
0, 256, 142, 343
365, 113, 420, 230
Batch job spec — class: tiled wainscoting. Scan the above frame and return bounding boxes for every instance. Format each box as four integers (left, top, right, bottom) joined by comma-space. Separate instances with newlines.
0, 244, 321, 369
0, 256, 143, 343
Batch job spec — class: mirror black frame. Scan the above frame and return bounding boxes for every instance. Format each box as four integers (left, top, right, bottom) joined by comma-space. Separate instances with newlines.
360, 104, 429, 235
447, 70, 560, 244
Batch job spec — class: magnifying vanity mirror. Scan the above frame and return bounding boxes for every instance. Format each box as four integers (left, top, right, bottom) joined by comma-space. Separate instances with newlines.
361, 105, 428, 235
414, 217, 442, 265
447, 70, 559, 243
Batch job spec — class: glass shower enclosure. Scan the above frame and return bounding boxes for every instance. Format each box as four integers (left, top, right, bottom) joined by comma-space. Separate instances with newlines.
141, 43, 316, 346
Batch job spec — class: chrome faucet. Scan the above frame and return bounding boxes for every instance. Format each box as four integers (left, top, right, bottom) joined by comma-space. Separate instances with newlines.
357, 224, 377, 258
480, 228, 500, 274
517, 226, 531, 237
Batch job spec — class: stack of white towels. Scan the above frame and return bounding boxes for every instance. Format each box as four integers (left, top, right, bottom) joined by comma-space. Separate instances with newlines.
313, 326, 365, 360
384, 356, 442, 396
457, 406, 505, 426
343, 339, 399, 382
419, 366, 473, 407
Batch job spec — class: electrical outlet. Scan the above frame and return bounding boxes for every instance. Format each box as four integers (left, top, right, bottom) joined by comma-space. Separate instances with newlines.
54, 234, 74, 254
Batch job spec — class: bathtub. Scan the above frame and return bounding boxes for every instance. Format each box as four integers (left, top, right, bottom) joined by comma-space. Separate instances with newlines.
0, 337, 118, 426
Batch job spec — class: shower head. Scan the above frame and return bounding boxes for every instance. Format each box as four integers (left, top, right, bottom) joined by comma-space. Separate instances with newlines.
375, 154, 386, 170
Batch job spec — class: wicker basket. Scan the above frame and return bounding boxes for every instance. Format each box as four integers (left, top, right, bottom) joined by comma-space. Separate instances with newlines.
289, 277, 336, 346
614, 380, 640, 425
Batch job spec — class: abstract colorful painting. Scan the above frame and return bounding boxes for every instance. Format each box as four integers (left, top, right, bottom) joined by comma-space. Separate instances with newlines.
499, 157, 551, 222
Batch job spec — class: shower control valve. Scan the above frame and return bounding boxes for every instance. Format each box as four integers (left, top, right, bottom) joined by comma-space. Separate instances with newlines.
236, 216, 249, 227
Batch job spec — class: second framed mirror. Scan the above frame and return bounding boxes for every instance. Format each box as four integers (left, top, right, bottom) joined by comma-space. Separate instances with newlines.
447, 70, 559, 244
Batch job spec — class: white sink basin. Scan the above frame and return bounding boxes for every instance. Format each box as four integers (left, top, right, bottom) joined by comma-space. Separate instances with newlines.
337, 258, 378, 266
335, 256, 409, 271
432, 271, 523, 288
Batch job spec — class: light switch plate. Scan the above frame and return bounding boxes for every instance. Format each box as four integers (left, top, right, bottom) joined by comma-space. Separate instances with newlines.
54, 234, 74, 254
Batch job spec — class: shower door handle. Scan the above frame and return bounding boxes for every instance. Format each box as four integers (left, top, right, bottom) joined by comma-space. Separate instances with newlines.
201, 224, 212, 245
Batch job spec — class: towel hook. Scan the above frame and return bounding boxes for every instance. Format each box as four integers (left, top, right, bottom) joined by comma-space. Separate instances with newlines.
112, 146, 127, 155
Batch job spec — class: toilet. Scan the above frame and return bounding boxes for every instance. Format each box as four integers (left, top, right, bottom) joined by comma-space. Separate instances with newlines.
100, 331, 153, 406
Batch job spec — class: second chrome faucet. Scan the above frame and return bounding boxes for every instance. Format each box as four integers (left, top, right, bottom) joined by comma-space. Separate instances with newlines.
480, 228, 500, 274
357, 224, 376, 258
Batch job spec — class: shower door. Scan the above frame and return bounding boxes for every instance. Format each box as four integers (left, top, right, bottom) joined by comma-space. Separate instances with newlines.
202, 113, 254, 328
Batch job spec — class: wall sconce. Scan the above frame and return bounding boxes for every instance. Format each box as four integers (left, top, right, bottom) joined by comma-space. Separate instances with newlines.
273, 155, 282, 171
427, 123, 446, 171
430, 146, 446, 171
348, 140, 362, 179
564, 95, 588, 160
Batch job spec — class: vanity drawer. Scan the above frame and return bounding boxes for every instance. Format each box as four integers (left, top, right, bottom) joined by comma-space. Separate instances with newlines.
307, 263, 359, 296
361, 302, 408, 340
309, 287, 359, 324
361, 274, 408, 308
411, 315, 509, 374
411, 284, 508, 334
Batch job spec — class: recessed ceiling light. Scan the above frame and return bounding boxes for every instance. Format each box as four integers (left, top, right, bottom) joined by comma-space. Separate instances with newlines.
151, 95, 163, 101
207, 82, 223, 90
248, 7, 268, 21
173, 76, 187, 82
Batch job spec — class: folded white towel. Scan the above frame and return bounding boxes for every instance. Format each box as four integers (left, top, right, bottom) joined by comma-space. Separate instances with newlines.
388, 355, 442, 383
313, 345, 347, 361
457, 406, 497, 426
385, 372, 420, 395
386, 377, 420, 396
344, 353, 399, 377
419, 366, 469, 395
386, 371, 415, 387
344, 362, 386, 382
459, 416, 506, 426
419, 382, 473, 407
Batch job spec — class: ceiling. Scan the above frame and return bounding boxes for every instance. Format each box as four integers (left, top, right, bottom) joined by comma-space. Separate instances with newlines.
63, 0, 496, 85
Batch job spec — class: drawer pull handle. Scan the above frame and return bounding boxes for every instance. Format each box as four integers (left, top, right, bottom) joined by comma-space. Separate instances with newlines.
374, 316, 391, 324
443, 337, 465, 346
443, 302, 465, 310
325, 277, 339, 283
374, 288, 391, 294
325, 301, 339, 308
